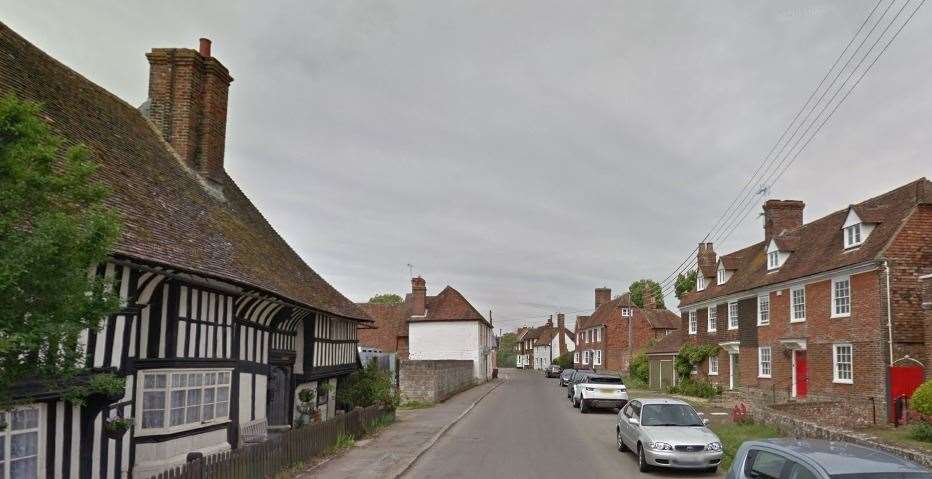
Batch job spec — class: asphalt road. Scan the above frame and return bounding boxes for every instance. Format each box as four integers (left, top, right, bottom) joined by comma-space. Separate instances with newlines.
404, 368, 723, 479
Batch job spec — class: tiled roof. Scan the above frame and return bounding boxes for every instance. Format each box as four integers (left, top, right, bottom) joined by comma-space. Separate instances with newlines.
0, 23, 369, 320
576, 293, 679, 331
535, 326, 574, 345
639, 309, 680, 330
357, 302, 411, 342
719, 254, 742, 271
646, 330, 682, 355
680, 178, 931, 307
408, 286, 491, 327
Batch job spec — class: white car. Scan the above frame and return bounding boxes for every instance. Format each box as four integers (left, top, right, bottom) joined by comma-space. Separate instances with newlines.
571, 374, 628, 413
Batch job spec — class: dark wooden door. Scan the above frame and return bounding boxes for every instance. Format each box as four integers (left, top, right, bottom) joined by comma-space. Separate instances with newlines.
267, 366, 290, 426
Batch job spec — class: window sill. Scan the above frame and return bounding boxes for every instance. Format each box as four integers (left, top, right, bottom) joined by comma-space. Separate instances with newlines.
709, 372, 719, 376
136, 418, 231, 438
833, 379, 853, 385
757, 322, 769, 327
689, 331, 697, 335
831, 313, 851, 319
708, 330, 717, 334
727, 326, 739, 331
790, 318, 806, 323
758, 374, 772, 379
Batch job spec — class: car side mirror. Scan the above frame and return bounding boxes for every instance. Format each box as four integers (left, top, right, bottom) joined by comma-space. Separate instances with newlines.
703, 418, 710, 426
628, 417, 639, 426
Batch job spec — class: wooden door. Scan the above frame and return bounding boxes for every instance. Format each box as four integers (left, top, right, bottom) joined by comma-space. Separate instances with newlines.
794, 350, 808, 398
267, 366, 290, 426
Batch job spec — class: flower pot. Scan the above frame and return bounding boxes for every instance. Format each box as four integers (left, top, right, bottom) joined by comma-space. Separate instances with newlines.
103, 419, 133, 440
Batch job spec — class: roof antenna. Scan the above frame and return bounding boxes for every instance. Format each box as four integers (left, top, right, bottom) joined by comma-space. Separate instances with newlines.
407, 263, 414, 278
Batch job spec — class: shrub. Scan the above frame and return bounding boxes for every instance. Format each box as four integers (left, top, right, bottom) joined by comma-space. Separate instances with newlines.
911, 380, 932, 416
674, 344, 720, 380
668, 379, 722, 399
629, 354, 649, 384
908, 420, 932, 443
336, 361, 398, 410
552, 352, 574, 369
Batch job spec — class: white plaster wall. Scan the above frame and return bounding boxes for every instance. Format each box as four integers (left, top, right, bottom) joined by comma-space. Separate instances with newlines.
294, 322, 305, 375
133, 428, 230, 478
238, 372, 252, 424
409, 321, 487, 379
254, 374, 268, 421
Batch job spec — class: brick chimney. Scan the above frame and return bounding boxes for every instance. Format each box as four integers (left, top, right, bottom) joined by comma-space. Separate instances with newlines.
411, 276, 427, 316
697, 243, 716, 278
595, 287, 611, 309
643, 289, 657, 309
145, 38, 233, 184
763, 200, 805, 242
557, 313, 567, 355
546, 315, 554, 327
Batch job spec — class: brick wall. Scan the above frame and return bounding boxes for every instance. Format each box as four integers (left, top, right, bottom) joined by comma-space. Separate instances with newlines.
399, 360, 474, 403
884, 205, 932, 369
925, 275, 932, 379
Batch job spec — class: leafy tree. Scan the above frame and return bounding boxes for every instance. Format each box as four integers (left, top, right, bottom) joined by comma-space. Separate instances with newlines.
0, 94, 121, 407
675, 270, 697, 300
628, 279, 664, 308
628, 353, 649, 384
497, 333, 516, 367
369, 293, 403, 304
552, 351, 573, 369
336, 360, 398, 409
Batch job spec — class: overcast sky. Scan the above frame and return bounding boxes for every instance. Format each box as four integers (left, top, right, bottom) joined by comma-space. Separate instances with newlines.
3, 0, 930, 332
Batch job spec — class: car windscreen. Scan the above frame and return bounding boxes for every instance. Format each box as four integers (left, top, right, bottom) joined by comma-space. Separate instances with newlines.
832, 474, 932, 479
587, 377, 623, 384
640, 404, 704, 427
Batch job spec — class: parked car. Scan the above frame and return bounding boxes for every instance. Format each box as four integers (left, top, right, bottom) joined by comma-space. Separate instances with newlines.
559, 368, 576, 386
725, 438, 932, 479
545, 364, 562, 378
616, 398, 723, 473
572, 374, 627, 413
566, 370, 593, 399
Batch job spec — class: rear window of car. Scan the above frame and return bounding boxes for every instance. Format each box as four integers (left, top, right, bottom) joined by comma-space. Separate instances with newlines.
588, 376, 623, 384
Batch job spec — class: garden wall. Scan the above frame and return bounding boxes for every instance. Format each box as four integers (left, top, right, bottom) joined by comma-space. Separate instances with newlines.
399, 360, 474, 403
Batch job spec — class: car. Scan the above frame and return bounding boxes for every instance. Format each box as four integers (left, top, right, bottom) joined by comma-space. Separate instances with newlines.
566, 369, 593, 400
572, 374, 627, 413
559, 368, 576, 386
616, 398, 723, 473
725, 438, 932, 479
545, 364, 562, 378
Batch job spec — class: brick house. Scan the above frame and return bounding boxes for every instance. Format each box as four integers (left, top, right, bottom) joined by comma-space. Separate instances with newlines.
0, 25, 372, 478
517, 325, 544, 369
573, 288, 679, 373
530, 314, 576, 370
678, 179, 932, 422
359, 277, 495, 380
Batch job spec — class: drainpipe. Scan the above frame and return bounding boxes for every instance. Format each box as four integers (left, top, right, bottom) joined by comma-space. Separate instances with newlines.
884, 260, 894, 365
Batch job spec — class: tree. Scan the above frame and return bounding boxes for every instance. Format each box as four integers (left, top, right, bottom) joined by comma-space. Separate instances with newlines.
628, 279, 664, 308
369, 293, 403, 304
0, 94, 121, 407
497, 333, 516, 367
675, 270, 697, 299
552, 351, 573, 369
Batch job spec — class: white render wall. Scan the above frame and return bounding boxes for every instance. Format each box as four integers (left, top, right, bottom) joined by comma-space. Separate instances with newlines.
409, 321, 492, 381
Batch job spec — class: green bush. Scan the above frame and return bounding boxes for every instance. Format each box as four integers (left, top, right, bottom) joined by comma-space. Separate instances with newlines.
912, 380, 932, 416
336, 361, 398, 410
629, 354, 649, 384
552, 352, 574, 369
908, 420, 932, 443
668, 379, 723, 399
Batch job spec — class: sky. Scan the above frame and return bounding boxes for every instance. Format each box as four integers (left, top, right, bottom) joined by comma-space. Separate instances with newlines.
2, 0, 930, 333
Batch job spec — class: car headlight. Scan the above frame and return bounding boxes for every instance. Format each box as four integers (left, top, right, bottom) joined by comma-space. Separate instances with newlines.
585, 387, 595, 391
706, 442, 722, 451
647, 441, 673, 451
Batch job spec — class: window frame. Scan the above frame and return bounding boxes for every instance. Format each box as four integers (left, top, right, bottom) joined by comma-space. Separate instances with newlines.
136, 368, 233, 437
758, 346, 772, 378
728, 302, 739, 330
767, 250, 780, 270
717, 267, 726, 285
688, 310, 697, 335
844, 223, 863, 248
697, 274, 705, 291
594, 349, 602, 366
707, 306, 717, 333
757, 294, 770, 326
708, 356, 719, 375
791, 286, 806, 322
833, 343, 853, 384
831, 276, 851, 318
0, 404, 46, 479
621, 307, 632, 317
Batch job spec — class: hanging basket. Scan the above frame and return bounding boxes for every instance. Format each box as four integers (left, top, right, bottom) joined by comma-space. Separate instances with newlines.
103, 418, 133, 440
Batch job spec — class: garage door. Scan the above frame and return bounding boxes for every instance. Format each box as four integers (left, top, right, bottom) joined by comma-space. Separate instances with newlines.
649, 360, 661, 389
660, 360, 675, 390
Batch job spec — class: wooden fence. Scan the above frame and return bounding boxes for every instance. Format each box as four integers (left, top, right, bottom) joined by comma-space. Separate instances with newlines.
148, 406, 394, 479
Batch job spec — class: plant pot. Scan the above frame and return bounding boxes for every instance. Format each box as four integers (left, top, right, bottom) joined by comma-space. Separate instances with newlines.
103, 419, 133, 440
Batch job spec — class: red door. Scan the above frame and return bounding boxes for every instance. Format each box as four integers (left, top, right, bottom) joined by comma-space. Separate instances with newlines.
794, 351, 808, 398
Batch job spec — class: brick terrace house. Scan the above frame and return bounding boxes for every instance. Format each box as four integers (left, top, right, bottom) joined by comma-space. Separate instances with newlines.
678, 179, 931, 423
573, 288, 679, 373
516, 325, 544, 369
530, 314, 576, 370
359, 277, 495, 381
0, 25, 372, 478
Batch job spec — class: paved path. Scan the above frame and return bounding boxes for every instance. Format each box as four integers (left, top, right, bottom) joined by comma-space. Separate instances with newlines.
404, 369, 723, 478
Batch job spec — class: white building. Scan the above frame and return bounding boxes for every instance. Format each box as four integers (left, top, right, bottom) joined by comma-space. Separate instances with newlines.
531, 314, 576, 370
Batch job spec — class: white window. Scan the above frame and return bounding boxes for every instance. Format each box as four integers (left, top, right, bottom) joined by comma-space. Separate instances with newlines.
708, 356, 719, 375
596, 327, 601, 342
717, 267, 726, 285
688, 310, 697, 335
791, 287, 806, 322
582, 351, 589, 365
621, 307, 632, 317
757, 294, 770, 326
728, 302, 739, 330
1, 407, 42, 479
697, 274, 705, 291
768, 251, 780, 270
594, 349, 602, 366
758, 347, 772, 378
833, 344, 853, 383
139, 370, 232, 434
844, 224, 862, 248
832, 277, 851, 317
574, 352, 580, 363
707, 306, 717, 333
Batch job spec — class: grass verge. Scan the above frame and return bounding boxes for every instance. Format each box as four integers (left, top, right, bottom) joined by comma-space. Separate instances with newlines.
862, 425, 932, 454
711, 422, 780, 470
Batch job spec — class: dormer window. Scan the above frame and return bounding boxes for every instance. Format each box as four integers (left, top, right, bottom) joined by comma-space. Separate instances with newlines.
621, 308, 632, 317
768, 251, 779, 269
842, 207, 874, 249
844, 224, 862, 248
697, 274, 706, 291
766, 239, 788, 271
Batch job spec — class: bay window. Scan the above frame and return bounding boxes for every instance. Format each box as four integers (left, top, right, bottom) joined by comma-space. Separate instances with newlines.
140, 369, 232, 434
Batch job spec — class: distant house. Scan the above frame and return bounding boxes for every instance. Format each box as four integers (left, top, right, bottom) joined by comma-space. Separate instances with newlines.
530, 314, 576, 370
678, 179, 931, 422
514, 326, 532, 368
359, 277, 495, 381
573, 288, 679, 372
0, 25, 371, 479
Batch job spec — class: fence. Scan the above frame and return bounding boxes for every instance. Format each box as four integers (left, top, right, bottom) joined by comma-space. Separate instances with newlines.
148, 405, 394, 479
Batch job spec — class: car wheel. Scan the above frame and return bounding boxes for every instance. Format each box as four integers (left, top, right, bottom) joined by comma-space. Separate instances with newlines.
616, 428, 627, 452
638, 444, 651, 472
573, 396, 580, 408
706, 466, 718, 474
580, 399, 590, 413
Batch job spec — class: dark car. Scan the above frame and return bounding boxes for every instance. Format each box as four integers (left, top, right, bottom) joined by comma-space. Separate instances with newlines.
545, 364, 562, 378
559, 368, 576, 386
566, 370, 594, 399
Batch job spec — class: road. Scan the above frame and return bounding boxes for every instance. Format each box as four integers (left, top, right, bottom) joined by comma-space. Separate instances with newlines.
404, 368, 722, 479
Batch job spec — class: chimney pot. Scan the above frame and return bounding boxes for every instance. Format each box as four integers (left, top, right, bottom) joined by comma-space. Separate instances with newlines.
697, 242, 716, 279
595, 287, 612, 309
199, 38, 212, 57
411, 276, 427, 316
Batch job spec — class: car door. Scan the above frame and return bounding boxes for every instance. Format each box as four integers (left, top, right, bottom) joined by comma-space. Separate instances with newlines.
737, 448, 822, 479
620, 401, 641, 448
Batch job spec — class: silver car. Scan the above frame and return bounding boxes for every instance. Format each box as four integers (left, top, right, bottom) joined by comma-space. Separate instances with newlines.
616, 398, 723, 473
